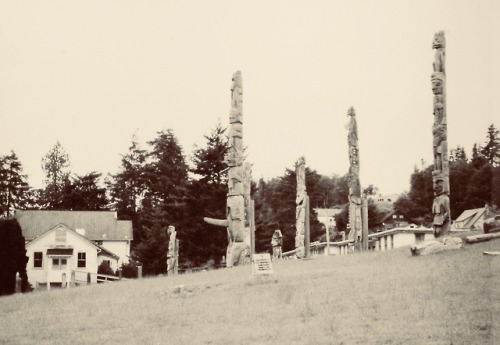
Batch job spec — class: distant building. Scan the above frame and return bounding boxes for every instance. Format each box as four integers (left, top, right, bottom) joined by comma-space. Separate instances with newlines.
15, 210, 132, 289
314, 207, 343, 230
371, 193, 401, 208
373, 209, 413, 232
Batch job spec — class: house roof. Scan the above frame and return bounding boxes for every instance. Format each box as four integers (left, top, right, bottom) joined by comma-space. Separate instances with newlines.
94, 242, 120, 260
15, 210, 133, 241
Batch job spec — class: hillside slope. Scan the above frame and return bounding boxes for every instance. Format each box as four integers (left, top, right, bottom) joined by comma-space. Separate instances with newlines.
1, 241, 499, 345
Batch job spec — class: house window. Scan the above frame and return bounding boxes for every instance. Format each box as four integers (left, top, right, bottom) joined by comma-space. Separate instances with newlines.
78, 252, 86, 268
415, 233, 425, 242
95, 241, 103, 246
55, 228, 66, 243
392, 215, 397, 219
52, 258, 67, 270
34, 252, 43, 268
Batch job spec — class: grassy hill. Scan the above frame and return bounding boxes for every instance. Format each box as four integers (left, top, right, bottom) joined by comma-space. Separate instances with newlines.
1, 240, 499, 345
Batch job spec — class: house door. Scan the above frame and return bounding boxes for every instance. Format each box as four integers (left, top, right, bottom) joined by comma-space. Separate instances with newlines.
49, 258, 70, 287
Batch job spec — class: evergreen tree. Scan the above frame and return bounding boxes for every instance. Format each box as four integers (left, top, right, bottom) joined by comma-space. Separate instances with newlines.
0, 151, 31, 217
191, 121, 228, 185
481, 124, 500, 167
449, 159, 474, 219
465, 163, 492, 208
393, 166, 433, 224
185, 122, 228, 267
132, 129, 189, 271
253, 166, 323, 253
491, 166, 500, 208
41, 141, 71, 209
59, 172, 109, 211
132, 206, 169, 276
450, 145, 467, 163
143, 129, 189, 223
106, 135, 147, 245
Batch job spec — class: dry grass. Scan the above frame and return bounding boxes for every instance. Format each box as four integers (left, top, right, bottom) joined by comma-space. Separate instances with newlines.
1, 240, 499, 345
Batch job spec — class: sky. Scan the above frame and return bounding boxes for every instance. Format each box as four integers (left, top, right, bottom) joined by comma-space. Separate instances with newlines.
0, 0, 499, 195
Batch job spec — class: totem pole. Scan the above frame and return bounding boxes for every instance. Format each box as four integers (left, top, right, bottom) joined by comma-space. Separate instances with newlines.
431, 31, 451, 238
204, 71, 252, 267
347, 107, 362, 246
166, 225, 178, 275
271, 229, 283, 259
295, 156, 309, 258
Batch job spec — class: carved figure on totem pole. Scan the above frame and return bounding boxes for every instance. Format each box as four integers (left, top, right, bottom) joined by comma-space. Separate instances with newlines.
431, 72, 446, 172
432, 178, 450, 238
230, 71, 243, 124
432, 31, 446, 74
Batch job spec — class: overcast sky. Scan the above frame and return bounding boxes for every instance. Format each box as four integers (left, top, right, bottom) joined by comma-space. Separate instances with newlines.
1, 0, 498, 195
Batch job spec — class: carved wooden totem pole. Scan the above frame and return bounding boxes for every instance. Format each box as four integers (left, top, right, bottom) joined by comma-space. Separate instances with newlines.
204, 71, 252, 267
166, 225, 178, 275
431, 31, 451, 238
347, 107, 362, 246
295, 156, 309, 258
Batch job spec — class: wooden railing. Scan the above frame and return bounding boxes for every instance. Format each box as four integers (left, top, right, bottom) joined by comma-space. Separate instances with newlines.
72, 270, 127, 286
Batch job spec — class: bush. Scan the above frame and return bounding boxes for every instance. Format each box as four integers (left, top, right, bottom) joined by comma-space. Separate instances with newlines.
120, 260, 140, 279
97, 261, 116, 276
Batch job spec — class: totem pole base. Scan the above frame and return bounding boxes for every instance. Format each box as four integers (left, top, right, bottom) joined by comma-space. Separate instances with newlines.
226, 242, 251, 268
410, 237, 462, 256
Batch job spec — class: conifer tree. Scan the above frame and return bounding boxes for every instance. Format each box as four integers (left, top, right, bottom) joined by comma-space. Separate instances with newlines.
185, 122, 229, 267
107, 135, 147, 245
481, 124, 500, 167
0, 151, 31, 217
41, 141, 70, 209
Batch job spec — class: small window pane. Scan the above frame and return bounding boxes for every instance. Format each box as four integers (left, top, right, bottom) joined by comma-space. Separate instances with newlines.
78, 252, 86, 268
34, 252, 43, 268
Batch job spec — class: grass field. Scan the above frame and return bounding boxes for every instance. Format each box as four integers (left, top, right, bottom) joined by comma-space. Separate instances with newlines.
1, 240, 499, 345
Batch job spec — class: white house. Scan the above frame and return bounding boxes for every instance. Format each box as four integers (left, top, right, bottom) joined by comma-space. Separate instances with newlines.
15, 210, 132, 289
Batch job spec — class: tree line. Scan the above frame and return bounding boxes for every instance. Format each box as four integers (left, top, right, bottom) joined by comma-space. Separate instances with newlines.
1, 123, 499, 275
395, 124, 500, 224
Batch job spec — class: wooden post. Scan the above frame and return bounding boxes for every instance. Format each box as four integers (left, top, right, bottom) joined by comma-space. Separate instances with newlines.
304, 196, 310, 259
250, 200, 255, 261
87, 272, 91, 285
362, 197, 369, 251
70, 270, 75, 287
137, 265, 142, 279
325, 224, 330, 256
174, 239, 179, 275
118, 269, 122, 281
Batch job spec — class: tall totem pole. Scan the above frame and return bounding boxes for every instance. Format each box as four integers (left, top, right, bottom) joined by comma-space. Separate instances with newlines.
431, 31, 451, 238
347, 107, 362, 246
204, 71, 251, 267
295, 156, 309, 259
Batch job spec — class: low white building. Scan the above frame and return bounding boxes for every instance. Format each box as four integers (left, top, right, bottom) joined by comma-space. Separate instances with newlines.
282, 225, 467, 258
15, 210, 132, 289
